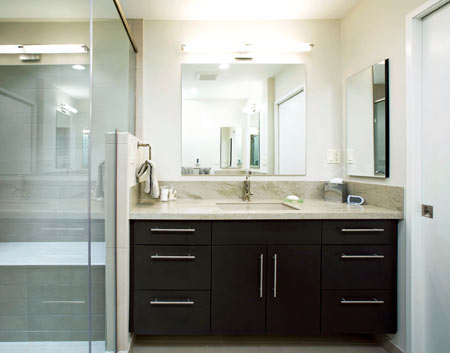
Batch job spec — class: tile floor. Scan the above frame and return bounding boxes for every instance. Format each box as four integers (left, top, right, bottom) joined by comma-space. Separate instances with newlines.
132, 336, 387, 353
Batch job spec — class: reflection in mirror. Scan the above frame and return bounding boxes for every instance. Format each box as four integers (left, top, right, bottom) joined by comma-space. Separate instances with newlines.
220, 127, 242, 168
0, 64, 89, 175
346, 59, 389, 178
249, 110, 260, 168
181, 63, 306, 175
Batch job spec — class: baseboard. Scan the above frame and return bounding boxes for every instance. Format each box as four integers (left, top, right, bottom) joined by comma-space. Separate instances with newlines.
374, 335, 404, 353
118, 333, 135, 353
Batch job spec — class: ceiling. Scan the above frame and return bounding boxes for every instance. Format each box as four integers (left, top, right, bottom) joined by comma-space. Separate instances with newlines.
0, 0, 361, 21
182, 63, 302, 100
120, 0, 361, 20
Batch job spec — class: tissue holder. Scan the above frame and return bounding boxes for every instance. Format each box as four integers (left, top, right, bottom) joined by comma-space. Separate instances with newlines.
324, 182, 348, 203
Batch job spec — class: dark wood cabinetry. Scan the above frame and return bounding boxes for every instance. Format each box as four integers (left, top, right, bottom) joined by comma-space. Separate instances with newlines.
211, 246, 266, 334
131, 219, 397, 336
266, 245, 321, 334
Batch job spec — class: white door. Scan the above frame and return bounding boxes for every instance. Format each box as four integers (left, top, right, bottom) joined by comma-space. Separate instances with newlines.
277, 89, 306, 175
420, 3, 450, 351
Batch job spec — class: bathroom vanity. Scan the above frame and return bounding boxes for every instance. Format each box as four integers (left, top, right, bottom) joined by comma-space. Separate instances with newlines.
129, 200, 400, 336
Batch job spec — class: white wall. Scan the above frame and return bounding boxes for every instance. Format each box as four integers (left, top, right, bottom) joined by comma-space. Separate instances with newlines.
141, 20, 342, 181
341, 0, 427, 187
341, 1, 427, 351
274, 64, 306, 101
182, 99, 246, 171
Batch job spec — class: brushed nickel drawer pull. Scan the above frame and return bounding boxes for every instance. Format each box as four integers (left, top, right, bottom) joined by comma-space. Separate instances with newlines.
341, 254, 385, 259
42, 300, 86, 304
341, 228, 385, 232
259, 254, 264, 298
150, 299, 194, 305
150, 228, 196, 233
150, 254, 196, 260
341, 298, 385, 305
273, 254, 278, 298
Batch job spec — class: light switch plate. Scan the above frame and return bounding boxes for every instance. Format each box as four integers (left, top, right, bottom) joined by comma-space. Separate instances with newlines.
327, 149, 341, 164
327, 149, 336, 163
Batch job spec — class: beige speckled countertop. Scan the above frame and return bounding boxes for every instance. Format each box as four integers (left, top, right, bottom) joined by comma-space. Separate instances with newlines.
130, 199, 403, 220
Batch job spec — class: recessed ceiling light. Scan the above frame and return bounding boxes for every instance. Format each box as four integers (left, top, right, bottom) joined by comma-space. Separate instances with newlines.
72, 64, 85, 70
189, 87, 199, 95
219, 63, 230, 70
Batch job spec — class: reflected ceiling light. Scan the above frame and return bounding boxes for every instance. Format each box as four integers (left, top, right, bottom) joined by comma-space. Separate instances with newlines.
219, 63, 230, 70
72, 64, 85, 70
0, 44, 89, 54
60, 104, 78, 115
189, 87, 199, 95
181, 42, 313, 54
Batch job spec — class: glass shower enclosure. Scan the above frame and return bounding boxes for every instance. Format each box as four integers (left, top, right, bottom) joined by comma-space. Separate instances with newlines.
0, 0, 136, 352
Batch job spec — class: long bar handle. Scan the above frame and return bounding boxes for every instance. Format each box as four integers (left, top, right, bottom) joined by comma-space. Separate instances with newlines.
341, 228, 385, 233
341, 298, 384, 305
259, 254, 264, 298
273, 254, 278, 298
150, 228, 196, 233
341, 254, 385, 259
150, 300, 194, 305
151, 255, 196, 260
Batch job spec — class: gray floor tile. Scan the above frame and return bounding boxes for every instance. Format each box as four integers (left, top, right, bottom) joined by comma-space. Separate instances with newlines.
346, 346, 387, 353
132, 342, 386, 353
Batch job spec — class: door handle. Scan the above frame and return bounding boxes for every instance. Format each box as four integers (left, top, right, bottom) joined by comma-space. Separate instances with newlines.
259, 254, 264, 298
273, 254, 278, 298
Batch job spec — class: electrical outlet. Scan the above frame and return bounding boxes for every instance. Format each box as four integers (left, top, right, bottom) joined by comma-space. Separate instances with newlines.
327, 149, 341, 164
335, 149, 341, 163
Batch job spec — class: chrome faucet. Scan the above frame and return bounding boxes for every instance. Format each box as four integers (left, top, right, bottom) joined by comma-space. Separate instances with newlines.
243, 172, 253, 201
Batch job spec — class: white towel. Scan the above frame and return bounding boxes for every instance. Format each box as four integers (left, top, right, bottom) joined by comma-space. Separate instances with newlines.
136, 160, 160, 198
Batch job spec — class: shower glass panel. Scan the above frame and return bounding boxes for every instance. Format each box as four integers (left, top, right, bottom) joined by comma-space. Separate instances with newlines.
0, 0, 136, 352
92, 0, 136, 352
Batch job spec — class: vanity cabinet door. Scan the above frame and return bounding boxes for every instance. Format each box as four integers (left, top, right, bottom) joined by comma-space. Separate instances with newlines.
211, 246, 266, 334
266, 245, 321, 334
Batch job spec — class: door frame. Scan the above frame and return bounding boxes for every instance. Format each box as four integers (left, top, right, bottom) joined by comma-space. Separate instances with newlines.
273, 85, 306, 175
405, 1, 450, 352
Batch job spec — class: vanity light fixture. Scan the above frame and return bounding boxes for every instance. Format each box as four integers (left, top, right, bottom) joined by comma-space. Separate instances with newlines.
181, 42, 314, 54
72, 64, 86, 70
0, 44, 89, 54
59, 104, 78, 115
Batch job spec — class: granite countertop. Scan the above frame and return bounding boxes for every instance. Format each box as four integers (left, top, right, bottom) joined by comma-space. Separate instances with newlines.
130, 199, 403, 220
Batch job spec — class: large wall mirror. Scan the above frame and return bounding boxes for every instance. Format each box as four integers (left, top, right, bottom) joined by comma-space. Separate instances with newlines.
181, 63, 306, 176
346, 59, 390, 178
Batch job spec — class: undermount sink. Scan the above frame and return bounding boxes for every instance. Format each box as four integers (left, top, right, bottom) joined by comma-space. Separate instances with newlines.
216, 202, 298, 211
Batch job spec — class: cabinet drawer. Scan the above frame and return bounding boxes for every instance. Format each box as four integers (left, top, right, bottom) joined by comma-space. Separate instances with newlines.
133, 291, 210, 335
212, 221, 321, 245
133, 221, 211, 245
321, 290, 396, 334
322, 220, 397, 244
134, 246, 211, 290
322, 245, 396, 289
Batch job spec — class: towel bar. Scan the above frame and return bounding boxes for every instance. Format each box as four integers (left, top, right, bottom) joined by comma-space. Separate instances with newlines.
138, 142, 152, 160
